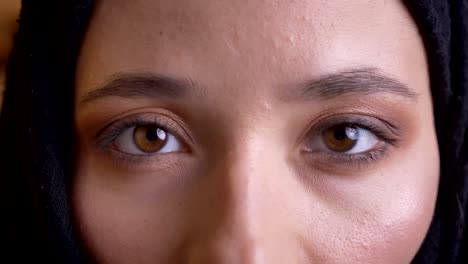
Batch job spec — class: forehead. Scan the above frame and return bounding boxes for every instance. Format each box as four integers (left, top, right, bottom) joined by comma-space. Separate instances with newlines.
77, 0, 426, 98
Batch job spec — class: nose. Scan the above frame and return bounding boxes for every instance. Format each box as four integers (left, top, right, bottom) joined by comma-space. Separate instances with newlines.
185, 135, 293, 264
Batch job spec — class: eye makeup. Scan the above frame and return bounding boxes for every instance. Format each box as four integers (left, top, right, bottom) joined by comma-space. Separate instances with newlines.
93, 108, 404, 173
300, 114, 402, 170
95, 112, 191, 166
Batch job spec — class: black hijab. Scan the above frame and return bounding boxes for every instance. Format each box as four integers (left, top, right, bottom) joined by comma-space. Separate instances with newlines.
1, 0, 467, 263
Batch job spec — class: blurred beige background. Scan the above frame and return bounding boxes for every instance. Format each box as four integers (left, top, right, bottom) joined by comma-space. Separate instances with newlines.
0, 0, 20, 110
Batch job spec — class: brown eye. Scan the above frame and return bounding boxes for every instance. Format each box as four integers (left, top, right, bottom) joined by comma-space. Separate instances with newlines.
114, 124, 183, 155
133, 125, 168, 153
322, 125, 359, 152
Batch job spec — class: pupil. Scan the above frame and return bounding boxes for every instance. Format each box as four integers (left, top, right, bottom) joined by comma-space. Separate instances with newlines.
145, 127, 160, 142
333, 126, 358, 141
334, 126, 347, 141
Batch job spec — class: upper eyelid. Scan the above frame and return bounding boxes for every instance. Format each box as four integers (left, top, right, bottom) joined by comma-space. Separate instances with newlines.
309, 114, 398, 137
95, 113, 192, 150
298, 114, 400, 151
96, 112, 399, 153
95, 120, 140, 149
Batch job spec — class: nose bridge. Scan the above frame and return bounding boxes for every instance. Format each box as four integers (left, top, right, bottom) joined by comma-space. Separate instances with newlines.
219, 132, 268, 240
189, 127, 280, 263
221, 121, 283, 223
216, 113, 277, 218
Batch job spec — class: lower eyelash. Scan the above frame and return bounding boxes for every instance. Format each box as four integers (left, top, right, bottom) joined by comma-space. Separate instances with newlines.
102, 145, 185, 172
312, 144, 391, 171
337, 147, 387, 163
94, 113, 192, 170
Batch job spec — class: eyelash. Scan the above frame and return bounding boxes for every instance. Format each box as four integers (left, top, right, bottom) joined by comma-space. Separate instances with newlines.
96, 115, 187, 163
96, 114, 401, 169
303, 115, 401, 168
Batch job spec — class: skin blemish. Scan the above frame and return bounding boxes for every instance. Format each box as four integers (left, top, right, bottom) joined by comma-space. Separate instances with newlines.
74, 0, 439, 263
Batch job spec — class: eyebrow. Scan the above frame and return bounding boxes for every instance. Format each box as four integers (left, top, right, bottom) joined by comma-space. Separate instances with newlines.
285, 67, 418, 101
79, 72, 198, 104
79, 67, 417, 105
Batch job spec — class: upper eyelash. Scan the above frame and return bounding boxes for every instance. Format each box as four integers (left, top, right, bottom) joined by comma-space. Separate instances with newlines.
97, 113, 399, 169
312, 114, 401, 147
300, 115, 401, 167
324, 122, 398, 146
95, 116, 170, 150
94, 115, 191, 168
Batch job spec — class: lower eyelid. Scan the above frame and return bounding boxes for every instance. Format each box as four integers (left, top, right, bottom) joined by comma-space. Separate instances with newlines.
97, 112, 400, 169
102, 147, 188, 171
301, 142, 392, 174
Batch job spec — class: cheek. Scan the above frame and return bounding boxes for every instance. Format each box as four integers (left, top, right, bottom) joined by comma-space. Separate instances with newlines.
330, 184, 436, 263
306, 144, 439, 263
72, 122, 439, 263
311, 201, 433, 263
72, 146, 193, 264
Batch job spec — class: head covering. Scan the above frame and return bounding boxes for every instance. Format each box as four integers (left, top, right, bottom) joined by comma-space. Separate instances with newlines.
1, 0, 467, 263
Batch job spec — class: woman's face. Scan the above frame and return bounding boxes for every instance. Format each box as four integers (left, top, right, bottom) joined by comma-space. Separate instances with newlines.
73, 0, 440, 263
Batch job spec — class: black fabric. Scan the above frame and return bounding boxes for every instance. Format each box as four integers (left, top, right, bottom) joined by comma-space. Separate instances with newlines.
0, 1, 93, 263
0, 0, 467, 263
406, 1, 468, 263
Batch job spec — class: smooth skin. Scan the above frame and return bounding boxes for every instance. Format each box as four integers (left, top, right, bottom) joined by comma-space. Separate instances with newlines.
74, 0, 440, 263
